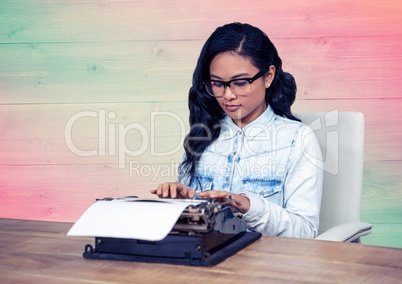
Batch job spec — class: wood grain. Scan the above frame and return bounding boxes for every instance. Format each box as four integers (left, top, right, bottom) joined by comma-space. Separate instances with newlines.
1, 36, 401, 104
1, 0, 402, 43
0, 218, 401, 283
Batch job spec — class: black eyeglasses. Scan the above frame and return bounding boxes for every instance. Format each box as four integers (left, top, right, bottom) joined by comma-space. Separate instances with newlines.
204, 70, 267, 98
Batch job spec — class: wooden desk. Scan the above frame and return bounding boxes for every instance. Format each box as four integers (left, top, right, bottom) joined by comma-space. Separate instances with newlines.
0, 218, 401, 283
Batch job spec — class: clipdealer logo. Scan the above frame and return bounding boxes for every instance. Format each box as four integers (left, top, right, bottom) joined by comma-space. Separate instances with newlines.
64, 108, 339, 177
300, 109, 339, 175
64, 109, 186, 169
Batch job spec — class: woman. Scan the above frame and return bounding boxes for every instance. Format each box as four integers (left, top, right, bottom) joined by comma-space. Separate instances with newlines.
151, 22, 323, 238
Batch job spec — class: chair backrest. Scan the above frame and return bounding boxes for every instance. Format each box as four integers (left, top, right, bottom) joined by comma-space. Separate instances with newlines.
296, 111, 365, 234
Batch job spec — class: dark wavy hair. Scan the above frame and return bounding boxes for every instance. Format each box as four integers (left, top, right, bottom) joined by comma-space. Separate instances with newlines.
180, 22, 299, 182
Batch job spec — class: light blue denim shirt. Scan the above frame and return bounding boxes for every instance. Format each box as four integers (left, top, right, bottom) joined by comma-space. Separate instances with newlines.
179, 105, 323, 238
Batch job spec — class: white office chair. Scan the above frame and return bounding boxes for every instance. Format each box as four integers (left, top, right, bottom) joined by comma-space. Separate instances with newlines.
297, 111, 373, 242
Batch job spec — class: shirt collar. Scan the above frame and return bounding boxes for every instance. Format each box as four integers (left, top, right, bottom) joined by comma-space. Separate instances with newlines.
219, 105, 276, 140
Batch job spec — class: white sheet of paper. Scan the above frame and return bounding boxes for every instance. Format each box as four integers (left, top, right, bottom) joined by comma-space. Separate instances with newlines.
67, 198, 204, 241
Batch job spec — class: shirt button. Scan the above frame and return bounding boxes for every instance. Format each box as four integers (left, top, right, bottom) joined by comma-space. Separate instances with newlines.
226, 177, 230, 181
233, 151, 237, 155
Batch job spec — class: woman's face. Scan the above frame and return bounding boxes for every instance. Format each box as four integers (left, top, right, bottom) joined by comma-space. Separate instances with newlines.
209, 52, 275, 128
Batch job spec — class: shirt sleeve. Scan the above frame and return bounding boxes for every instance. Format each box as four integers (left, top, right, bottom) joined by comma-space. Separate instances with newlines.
240, 125, 323, 238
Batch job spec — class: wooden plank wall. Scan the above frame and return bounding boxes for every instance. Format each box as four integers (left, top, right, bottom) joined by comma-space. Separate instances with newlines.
1, 0, 401, 248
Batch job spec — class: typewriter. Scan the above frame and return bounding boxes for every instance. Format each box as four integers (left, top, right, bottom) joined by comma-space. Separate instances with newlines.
68, 197, 261, 266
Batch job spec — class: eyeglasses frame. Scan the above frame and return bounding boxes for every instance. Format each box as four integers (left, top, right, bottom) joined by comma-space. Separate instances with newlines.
204, 70, 267, 98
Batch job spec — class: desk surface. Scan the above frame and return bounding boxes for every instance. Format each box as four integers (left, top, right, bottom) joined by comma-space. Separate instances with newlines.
1, 218, 401, 283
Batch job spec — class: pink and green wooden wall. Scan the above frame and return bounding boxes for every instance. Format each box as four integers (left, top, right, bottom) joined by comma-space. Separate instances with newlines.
1, 0, 401, 248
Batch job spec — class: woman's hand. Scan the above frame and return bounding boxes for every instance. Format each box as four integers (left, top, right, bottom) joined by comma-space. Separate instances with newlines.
150, 182, 196, 199
150, 185, 250, 213
198, 190, 250, 214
